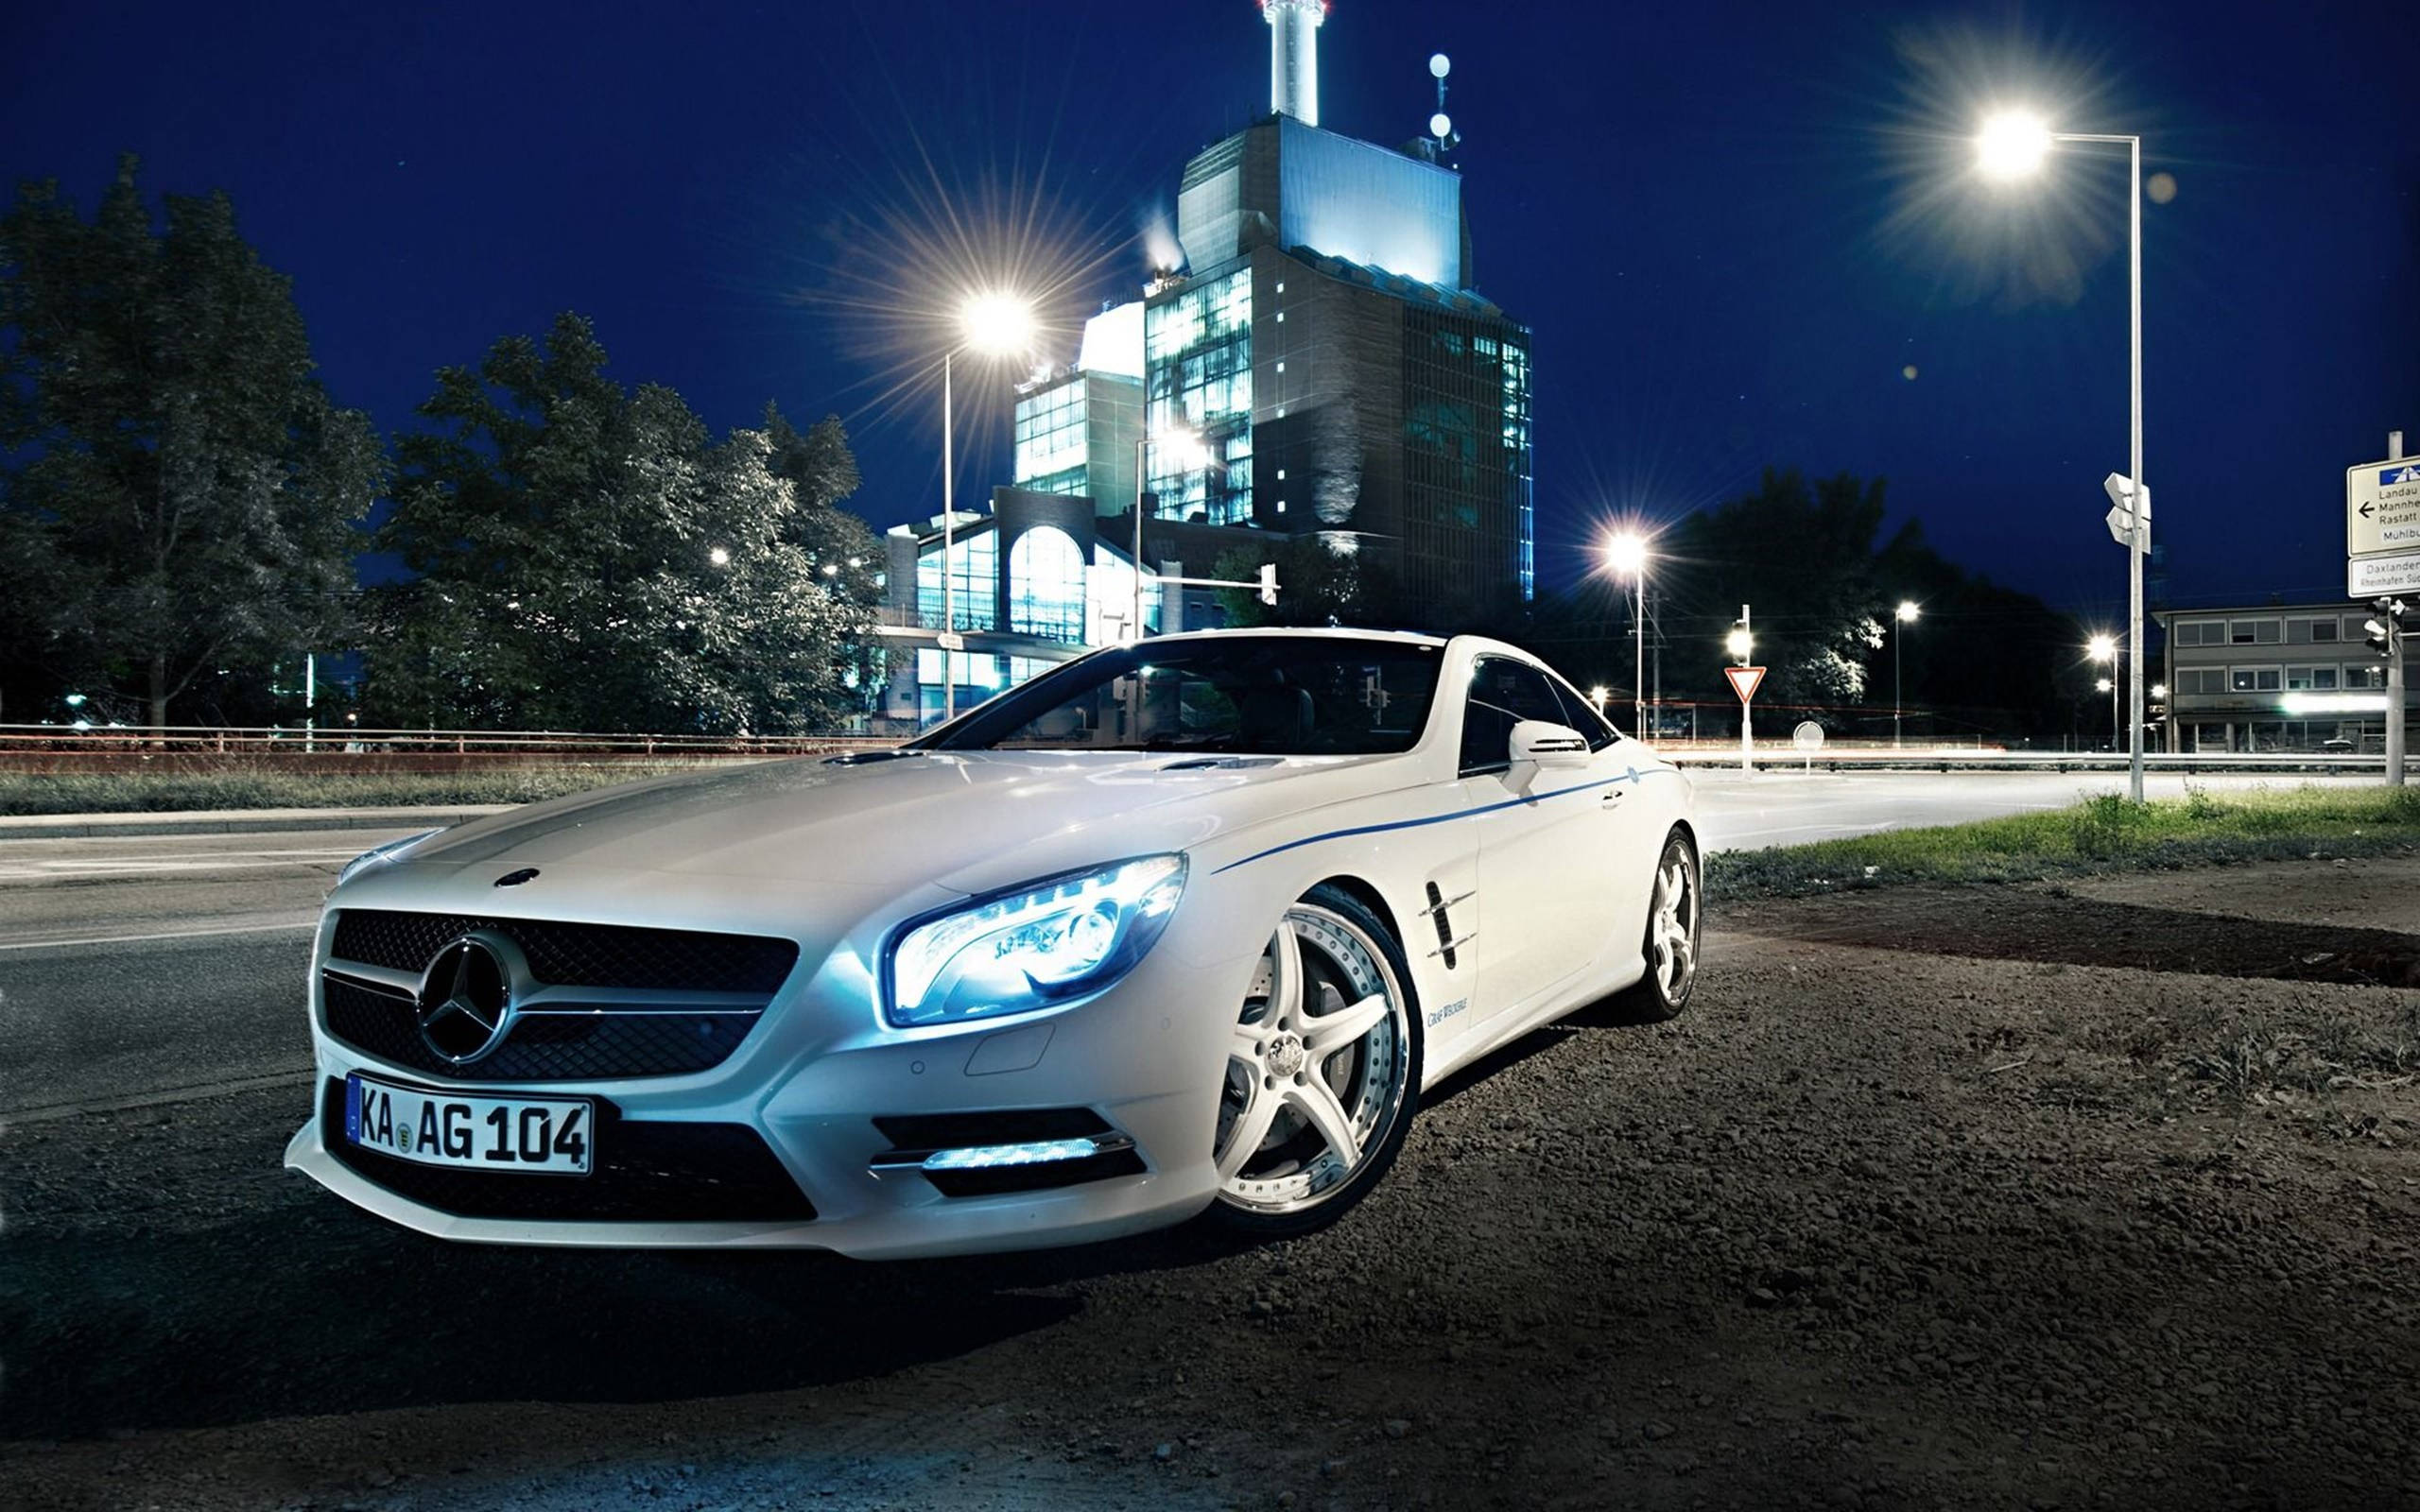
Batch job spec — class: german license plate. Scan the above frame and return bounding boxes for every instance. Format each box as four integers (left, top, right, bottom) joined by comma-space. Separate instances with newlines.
344, 1073, 592, 1175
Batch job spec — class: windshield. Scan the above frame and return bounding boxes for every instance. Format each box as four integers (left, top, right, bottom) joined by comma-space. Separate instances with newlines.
914, 636, 1445, 755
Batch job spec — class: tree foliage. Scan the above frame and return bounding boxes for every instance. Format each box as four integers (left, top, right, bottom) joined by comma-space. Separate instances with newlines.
366, 314, 877, 732
0, 156, 379, 727
1530, 468, 2082, 743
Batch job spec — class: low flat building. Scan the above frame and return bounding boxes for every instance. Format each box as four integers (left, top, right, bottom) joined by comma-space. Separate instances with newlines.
2157, 601, 2411, 752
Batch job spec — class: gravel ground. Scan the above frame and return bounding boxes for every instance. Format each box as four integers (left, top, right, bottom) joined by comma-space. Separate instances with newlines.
6, 857, 2419, 1510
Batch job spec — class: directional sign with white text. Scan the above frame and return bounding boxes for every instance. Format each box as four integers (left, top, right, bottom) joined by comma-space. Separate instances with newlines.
2350, 549, 2420, 598
2349, 459, 2420, 558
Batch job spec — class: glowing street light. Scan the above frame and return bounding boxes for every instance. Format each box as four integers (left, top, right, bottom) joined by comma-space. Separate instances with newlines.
708, 545, 731, 568
1590, 685, 1610, 712
1893, 599, 1921, 749
1979, 109, 2149, 799
1604, 531, 1652, 738
1975, 112, 2053, 180
2090, 636, 2120, 749
1725, 626, 1754, 662
937, 289, 1038, 721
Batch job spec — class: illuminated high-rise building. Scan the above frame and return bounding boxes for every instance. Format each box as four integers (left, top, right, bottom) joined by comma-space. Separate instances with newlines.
881, 0, 1534, 723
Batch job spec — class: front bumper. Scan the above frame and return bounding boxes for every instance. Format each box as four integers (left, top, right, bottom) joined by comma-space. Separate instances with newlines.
287, 932, 1257, 1260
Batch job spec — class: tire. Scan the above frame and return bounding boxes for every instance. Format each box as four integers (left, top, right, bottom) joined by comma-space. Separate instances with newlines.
1610, 827, 1702, 1022
1203, 883, 1424, 1241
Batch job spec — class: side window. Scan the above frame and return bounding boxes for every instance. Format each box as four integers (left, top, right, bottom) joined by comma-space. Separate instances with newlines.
1459, 657, 1566, 773
1547, 674, 1620, 750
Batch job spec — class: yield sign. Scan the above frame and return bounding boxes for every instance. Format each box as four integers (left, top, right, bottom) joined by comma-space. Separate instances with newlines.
1724, 665, 1767, 703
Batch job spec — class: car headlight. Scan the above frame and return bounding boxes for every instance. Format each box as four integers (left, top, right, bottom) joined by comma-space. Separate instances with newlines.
886, 854, 1186, 1028
336, 828, 446, 887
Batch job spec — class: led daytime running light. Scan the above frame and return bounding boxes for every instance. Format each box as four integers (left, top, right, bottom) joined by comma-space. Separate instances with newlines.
888, 855, 1186, 1027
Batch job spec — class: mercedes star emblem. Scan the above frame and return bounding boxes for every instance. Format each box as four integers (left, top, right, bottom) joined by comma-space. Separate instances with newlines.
415, 936, 515, 1063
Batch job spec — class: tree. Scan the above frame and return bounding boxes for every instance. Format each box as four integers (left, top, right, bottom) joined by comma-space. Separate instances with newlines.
1211, 534, 1403, 630
367, 315, 876, 732
0, 157, 380, 729
1657, 469, 1891, 708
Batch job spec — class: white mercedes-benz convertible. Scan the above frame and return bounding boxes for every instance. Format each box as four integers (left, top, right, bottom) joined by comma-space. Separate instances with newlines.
286, 629, 1701, 1256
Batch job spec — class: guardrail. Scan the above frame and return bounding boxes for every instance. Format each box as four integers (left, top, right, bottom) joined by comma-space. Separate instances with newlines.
1662, 746, 2386, 775
0, 725, 900, 775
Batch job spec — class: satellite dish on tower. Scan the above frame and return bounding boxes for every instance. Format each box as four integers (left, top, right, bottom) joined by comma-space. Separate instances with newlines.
1429, 53, 1451, 78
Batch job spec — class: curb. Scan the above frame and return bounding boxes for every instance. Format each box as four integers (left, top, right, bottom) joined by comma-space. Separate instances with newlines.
0, 805, 516, 840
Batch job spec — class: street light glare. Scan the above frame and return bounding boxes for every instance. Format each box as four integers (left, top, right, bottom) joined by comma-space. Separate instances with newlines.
2087, 633, 2118, 661
1153, 426, 1210, 471
1896, 600, 1921, 624
958, 291, 1037, 356
1725, 628, 1753, 660
1976, 111, 2053, 180
1604, 532, 1649, 577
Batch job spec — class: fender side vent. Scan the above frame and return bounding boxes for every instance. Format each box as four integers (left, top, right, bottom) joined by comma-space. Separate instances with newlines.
1426, 882, 1457, 970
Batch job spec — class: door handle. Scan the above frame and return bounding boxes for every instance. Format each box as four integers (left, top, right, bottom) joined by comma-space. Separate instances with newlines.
1600, 790, 1627, 808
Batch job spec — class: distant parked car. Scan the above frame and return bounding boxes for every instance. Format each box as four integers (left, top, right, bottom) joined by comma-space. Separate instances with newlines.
286, 629, 1702, 1257
2320, 737, 2356, 753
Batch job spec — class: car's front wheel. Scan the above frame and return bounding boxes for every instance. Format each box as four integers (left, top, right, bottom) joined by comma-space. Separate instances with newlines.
1205, 884, 1422, 1240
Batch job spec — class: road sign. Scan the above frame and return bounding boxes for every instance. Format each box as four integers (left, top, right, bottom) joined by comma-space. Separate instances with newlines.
936, 630, 965, 651
1791, 720, 1824, 751
1724, 665, 1766, 703
2350, 549, 2420, 597
2348, 459, 2420, 558
2102, 472, 2149, 544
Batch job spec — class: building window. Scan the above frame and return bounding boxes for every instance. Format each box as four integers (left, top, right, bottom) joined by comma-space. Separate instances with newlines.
2228, 666, 2282, 693
915, 529, 997, 631
2178, 668, 2227, 696
1008, 525, 1088, 641
1146, 266, 1253, 526
2308, 618, 2339, 642
2230, 619, 2281, 645
1013, 380, 1089, 495
2173, 620, 2224, 647
2345, 663, 2388, 689
2286, 665, 2340, 691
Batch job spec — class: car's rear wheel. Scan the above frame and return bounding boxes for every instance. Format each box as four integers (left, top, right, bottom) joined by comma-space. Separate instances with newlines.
1610, 827, 1701, 1022
1205, 884, 1421, 1240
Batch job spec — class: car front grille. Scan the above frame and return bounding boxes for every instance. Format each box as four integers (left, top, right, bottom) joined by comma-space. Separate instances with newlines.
322, 976, 758, 1081
320, 1078, 816, 1223
331, 910, 798, 994
320, 910, 800, 1081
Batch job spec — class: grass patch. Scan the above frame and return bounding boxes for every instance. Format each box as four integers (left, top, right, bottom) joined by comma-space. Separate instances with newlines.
0, 763, 740, 816
1708, 783, 2420, 900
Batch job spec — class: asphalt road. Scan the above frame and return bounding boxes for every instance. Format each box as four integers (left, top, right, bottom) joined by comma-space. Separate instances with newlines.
0, 770, 2372, 1120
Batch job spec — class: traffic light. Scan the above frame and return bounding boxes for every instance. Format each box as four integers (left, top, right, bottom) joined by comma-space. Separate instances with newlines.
2366, 597, 2406, 659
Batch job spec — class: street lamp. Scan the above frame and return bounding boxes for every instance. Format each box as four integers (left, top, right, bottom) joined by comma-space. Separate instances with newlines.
1893, 600, 1920, 749
1979, 109, 2148, 801
1133, 427, 1210, 641
2089, 634, 2120, 750
1605, 531, 1650, 738
938, 290, 1037, 722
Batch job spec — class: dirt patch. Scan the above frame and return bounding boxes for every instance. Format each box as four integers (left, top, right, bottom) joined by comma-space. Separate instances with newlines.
1736, 858, 2420, 988
7, 866, 2420, 1510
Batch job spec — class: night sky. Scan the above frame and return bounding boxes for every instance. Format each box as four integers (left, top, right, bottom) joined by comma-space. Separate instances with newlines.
6, 0, 2413, 624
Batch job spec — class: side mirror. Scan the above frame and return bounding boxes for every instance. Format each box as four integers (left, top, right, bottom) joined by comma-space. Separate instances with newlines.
1510, 719, 1591, 770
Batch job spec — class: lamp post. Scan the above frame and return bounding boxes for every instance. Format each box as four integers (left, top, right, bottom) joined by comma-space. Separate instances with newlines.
1979, 111, 2147, 802
1727, 611, 1754, 773
1893, 600, 1920, 749
1132, 427, 1208, 642
1605, 531, 1650, 738
2089, 633, 2119, 750
937, 292, 1037, 723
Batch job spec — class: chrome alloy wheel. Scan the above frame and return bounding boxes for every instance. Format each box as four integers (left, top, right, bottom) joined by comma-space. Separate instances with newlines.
1649, 844, 1700, 1003
1213, 902, 1411, 1216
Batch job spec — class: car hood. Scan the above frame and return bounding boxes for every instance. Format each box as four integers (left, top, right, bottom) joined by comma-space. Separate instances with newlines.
393, 750, 1423, 900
